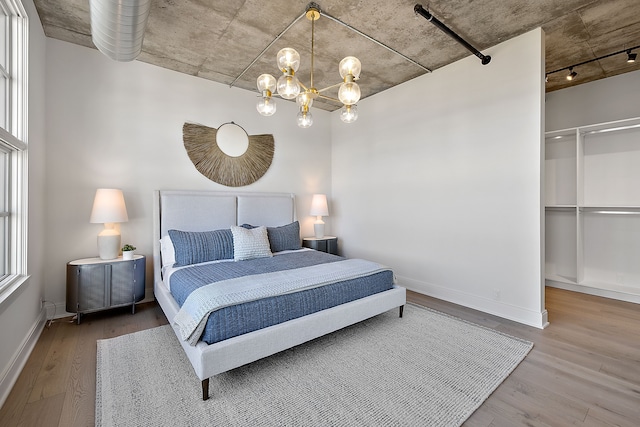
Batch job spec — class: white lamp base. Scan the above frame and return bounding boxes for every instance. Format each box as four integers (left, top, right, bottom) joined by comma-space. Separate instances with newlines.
97, 224, 121, 260
313, 218, 325, 239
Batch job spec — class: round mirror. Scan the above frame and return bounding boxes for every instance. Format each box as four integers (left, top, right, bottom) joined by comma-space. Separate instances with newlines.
216, 122, 249, 157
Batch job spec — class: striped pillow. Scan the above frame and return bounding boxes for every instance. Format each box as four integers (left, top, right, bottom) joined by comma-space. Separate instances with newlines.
231, 225, 273, 261
168, 229, 234, 266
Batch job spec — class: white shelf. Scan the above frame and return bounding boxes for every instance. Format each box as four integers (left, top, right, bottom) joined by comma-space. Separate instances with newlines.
545, 116, 640, 304
545, 131, 577, 206
544, 273, 577, 285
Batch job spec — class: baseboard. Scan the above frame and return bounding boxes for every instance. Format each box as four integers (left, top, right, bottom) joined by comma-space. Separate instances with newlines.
546, 280, 640, 304
46, 289, 156, 323
0, 309, 46, 409
141, 285, 155, 303
399, 275, 548, 329
44, 301, 73, 320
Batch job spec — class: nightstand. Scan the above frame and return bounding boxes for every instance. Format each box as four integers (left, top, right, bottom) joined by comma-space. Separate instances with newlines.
66, 255, 145, 324
302, 236, 338, 255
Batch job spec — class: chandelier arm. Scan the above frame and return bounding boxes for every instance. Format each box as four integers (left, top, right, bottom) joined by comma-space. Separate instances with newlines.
310, 14, 315, 88
298, 81, 310, 91
317, 82, 343, 93
316, 94, 343, 103
229, 11, 307, 88
321, 11, 431, 72
257, 93, 284, 99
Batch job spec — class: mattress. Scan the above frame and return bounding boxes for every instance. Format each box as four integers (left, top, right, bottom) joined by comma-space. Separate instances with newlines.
168, 250, 395, 344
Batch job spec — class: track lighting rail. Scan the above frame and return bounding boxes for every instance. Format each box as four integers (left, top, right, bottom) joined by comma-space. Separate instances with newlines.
414, 4, 491, 65
546, 44, 640, 79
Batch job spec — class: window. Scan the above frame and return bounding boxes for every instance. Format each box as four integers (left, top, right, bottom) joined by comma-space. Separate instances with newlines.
0, 0, 28, 299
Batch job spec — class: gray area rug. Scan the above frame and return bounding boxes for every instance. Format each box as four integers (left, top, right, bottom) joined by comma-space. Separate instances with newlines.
96, 304, 532, 426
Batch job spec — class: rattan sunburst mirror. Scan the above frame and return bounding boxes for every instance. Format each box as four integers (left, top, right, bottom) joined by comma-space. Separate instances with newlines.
182, 122, 275, 187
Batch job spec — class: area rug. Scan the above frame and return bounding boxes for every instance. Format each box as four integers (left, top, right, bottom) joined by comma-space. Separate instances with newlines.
96, 304, 532, 427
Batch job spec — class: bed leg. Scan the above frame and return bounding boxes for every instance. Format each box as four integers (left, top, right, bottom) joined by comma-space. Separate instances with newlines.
399, 305, 404, 318
202, 378, 210, 401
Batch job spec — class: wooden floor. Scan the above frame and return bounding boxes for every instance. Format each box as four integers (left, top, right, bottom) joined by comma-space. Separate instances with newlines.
1, 287, 639, 426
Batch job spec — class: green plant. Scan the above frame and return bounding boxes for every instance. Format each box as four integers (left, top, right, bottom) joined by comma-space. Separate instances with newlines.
122, 244, 136, 252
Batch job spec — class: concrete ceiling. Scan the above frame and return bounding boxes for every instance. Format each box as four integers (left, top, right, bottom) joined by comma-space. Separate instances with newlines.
34, 0, 640, 111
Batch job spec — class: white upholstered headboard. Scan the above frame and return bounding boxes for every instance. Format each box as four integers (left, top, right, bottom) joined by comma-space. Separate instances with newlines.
152, 190, 296, 286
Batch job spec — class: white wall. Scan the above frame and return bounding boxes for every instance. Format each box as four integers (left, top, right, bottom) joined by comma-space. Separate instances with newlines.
331, 29, 547, 328
44, 39, 334, 311
0, 0, 47, 407
546, 69, 640, 130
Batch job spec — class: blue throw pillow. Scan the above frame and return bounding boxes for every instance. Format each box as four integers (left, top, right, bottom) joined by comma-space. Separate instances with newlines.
241, 221, 301, 252
168, 229, 234, 266
267, 221, 301, 252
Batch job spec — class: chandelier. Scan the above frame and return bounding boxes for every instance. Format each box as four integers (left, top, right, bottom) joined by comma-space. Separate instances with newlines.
255, 3, 362, 128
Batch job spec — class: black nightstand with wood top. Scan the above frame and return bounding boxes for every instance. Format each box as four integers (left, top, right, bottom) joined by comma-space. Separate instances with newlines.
302, 236, 338, 255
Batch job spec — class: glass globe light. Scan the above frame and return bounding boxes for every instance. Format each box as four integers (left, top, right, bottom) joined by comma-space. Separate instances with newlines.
256, 97, 276, 116
338, 81, 361, 105
256, 74, 276, 92
339, 56, 361, 79
277, 48, 301, 72
296, 92, 314, 109
297, 110, 313, 128
340, 104, 358, 123
277, 74, 300, 100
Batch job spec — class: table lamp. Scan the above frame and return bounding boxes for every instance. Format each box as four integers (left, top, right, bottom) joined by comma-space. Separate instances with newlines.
310, 194, 329, 238
90, 188, 129, 260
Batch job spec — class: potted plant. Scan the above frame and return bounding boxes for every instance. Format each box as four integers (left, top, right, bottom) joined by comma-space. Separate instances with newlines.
122, 244, 136, 260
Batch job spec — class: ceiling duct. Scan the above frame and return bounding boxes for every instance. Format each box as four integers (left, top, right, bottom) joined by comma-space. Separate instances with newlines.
414, 4, 491, 65
89, 0, 151, 61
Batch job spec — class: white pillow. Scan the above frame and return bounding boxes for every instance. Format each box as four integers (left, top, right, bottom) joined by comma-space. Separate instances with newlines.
160, 235, 176, 268
231, 225, 273, 261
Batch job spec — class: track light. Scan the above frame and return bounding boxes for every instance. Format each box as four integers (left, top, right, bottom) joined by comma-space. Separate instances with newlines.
546, 44, 639, 84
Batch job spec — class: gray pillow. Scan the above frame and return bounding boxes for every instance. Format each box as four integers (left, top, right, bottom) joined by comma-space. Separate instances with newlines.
267, 221, 301, 252
168, 228, 234, 266
240, 221, 301, 252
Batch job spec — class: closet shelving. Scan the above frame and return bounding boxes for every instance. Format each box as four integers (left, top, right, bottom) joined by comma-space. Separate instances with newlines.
545, 116, 640, 303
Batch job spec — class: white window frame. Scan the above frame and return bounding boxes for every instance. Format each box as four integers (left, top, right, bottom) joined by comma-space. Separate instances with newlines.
0, 0, 28, 303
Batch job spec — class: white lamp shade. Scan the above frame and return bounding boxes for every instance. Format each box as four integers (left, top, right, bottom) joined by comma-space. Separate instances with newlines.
90, 189, 128, 260
310, 194, 329, 217
90, 189, 129, 223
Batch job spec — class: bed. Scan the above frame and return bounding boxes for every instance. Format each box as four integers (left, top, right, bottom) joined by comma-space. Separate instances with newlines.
153, 190, 406, 400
